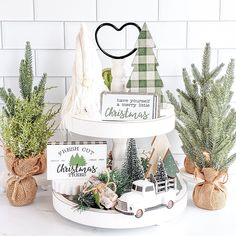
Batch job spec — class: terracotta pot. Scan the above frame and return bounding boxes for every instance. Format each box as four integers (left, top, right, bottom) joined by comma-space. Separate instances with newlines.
192, 168, 227, 210
184, 156, 195, 174
4, 149, 47, 176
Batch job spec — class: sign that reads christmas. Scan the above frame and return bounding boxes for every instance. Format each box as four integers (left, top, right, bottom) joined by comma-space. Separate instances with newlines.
101, 92, 159, 121
47, 141, 107, 180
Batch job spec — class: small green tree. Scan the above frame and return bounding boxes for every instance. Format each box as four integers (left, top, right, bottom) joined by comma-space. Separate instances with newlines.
70, 154, 87, 166
167, 43, 236, 171
163, 150, 182, 190
0, 41, 59, 158
122, 138, 144, 189
156, 160, 168, 182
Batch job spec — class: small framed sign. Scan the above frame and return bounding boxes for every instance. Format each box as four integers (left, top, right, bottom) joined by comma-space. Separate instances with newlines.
101, 92, 159, 121
47, 141, 107, 181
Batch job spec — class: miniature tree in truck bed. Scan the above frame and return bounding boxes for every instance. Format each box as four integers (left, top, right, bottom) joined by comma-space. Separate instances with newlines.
122, 138, 145, 189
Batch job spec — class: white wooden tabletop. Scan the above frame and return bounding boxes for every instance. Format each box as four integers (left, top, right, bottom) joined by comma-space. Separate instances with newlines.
0, 176, 235, 236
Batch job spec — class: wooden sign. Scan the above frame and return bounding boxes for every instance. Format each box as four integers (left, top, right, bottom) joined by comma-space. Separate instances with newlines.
47, 141, 107, 181
101, 92, 159, 121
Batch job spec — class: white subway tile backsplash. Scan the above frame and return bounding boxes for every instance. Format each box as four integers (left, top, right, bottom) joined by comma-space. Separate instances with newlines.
127, 22, 187, 49
2, 22, 64, 49
0, 77, 3, 87
4, 77, 20, 97
218, 50, 236, 102
158, 49, 218, 76
0, 0, 33, 20
49, 130, 67, 142
36, 50, 74, 76
0, 77, 3, 102
44, 77, 66, 103
4, 77, 66, 103
97, 0, 158, 21
65, 22, 126, 50
218, 49, 236, 63
0, 50, 26, 76
162, 76, 185, 98
188, 22, 236, 49
98, 49, 134, 69
159, 0, 220, 21
0, 23, 2, 48
65, 23, 97, 49
221, 0, 236, 20
34, 0, 96, 21
0, 0, 235, 176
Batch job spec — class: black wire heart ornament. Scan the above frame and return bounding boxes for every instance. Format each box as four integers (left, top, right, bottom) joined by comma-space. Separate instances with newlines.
95, 22, 141, 59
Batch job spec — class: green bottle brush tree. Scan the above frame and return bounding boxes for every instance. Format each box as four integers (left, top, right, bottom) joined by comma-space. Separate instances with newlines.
167, 43, 236, 210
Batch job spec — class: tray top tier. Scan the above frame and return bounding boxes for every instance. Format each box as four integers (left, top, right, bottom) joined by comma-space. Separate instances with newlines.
68, 103, 175, 139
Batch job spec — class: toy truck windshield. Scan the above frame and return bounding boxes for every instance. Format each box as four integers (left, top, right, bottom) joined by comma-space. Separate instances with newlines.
132, 184, 143, 192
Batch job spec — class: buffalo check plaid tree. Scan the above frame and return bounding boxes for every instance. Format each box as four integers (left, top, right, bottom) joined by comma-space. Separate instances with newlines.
127, 22, 163, 102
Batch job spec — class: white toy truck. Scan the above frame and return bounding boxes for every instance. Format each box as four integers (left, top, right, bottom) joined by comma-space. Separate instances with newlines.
115, 175, 177, 218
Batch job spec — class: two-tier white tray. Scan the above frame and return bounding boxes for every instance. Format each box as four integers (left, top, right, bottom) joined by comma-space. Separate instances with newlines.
52, 103, 188, 228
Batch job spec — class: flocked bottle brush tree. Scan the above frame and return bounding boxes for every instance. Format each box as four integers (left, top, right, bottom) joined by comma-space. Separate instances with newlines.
167, 43, 236, 210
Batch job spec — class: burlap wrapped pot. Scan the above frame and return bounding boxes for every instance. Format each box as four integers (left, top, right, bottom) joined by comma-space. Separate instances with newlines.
193, 168, 227, 210
184, 156, 195, 174
4, 148, 46, 176
6, 175, 38, 206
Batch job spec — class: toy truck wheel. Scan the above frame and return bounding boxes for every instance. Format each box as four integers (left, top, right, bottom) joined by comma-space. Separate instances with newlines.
166, 200, 174, 209
135, 209, 144, 218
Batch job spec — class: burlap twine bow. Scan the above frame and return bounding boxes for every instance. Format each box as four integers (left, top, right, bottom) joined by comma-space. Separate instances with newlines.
7, 166, 39, 205
193, 167, 228, 210
82, 170, 117, 209
83, 170, 117, 194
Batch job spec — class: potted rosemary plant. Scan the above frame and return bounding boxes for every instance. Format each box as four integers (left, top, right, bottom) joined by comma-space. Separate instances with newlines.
0, 42, 59, 206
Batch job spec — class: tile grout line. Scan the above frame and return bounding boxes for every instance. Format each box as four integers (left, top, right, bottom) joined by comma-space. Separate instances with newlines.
34, 49, 37, 76
0, 21, 3, 48
96, 0, 98, 21
1, 47, 234, 51
63, 22, 66, 49
219, 0, 222, 21
125, 27, 127, 49
2, 20, 236, 23
157, 0, 160, 21
64, 76, 69, 142
32, 0, 36, 20
185, 21, 188, 48
3, 76, 5, 89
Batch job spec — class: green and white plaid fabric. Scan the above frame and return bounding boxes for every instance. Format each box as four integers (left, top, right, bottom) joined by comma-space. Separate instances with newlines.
127, 23, 163, 100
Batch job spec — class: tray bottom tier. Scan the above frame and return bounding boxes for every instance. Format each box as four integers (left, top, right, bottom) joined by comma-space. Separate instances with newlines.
52, 179, 188, 229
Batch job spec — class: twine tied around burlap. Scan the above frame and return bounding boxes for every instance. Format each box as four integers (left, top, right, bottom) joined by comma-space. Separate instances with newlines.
4, 148, 46, 176
6, 166, 39, 206
193, 167, 228, 210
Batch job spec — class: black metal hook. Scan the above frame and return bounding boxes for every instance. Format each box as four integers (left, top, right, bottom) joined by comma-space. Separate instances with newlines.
95, 22, 141, 59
